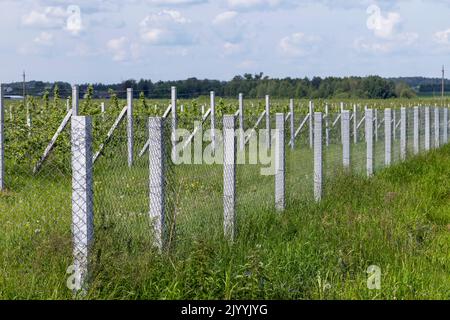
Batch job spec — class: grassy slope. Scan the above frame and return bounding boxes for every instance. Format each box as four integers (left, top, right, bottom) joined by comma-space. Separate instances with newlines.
1, 144, 450, 299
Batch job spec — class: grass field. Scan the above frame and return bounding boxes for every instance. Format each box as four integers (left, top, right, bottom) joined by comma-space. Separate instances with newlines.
1, 123, 449, 299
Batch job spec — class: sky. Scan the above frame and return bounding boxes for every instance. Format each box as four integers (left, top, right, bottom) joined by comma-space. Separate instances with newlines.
1, 0, 450, 84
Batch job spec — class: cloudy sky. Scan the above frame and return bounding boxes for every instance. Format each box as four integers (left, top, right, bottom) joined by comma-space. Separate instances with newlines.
1, 0, 450, 84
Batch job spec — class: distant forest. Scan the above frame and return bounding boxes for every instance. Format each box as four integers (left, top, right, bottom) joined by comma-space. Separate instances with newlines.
5, 74, 447, 100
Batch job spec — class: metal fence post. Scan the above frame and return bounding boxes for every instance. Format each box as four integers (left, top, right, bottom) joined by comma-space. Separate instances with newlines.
425, 107, 430, 151
210, 91, 216, 153
385, 108, 392, 166
0, 84, 4, 191
353, 104, 357, 144
444, 107, 449, 144
290, 99, 295, 150
171, 86, 178, 162
72, 85, 79, 116
435, 107, 440, 149
148, 117, 166, 250
413, 107, 419, 155
400, 107, 407, 160
366, 109, 374, 177
127, 88, 134, 167
275, 113, 285, 211
223, 115, 236, 240
325, 104, 330, 147
265, 95, 271, 149
239, 93, 244, 151
314, 112, 322, 202
342, 110, 350, 169
71, 116, 94, 292
309, 101, 314, 148
392, 109, 396, 141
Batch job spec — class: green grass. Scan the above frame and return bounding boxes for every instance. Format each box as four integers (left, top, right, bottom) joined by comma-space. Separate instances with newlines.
1, 137, 450, 299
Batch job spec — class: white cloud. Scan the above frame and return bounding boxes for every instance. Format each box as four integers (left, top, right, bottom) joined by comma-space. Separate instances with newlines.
139, 10, 194, 45
34, 32, 54, 46
226, 0, 288, 11
366, 4, 401, 39
279, 32, 321, 57
356, 5, 418, 54
433, 29, 450, 45
107, 37, 129, 61
66, 5, 82, 35
21, 6, 67, 28
213, 11, 238, 25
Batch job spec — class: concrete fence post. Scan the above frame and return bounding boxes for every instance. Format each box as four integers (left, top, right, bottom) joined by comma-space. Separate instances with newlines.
444, 107, 448, 144
374, 109, 378, 142
210, 91, 216, 153
425, 107, 430, 151
171, 86, 178, 162
289, 99, 295, 150
223, 115, 236, 240
72, 85, 79, 116
309, 101, 314, 149
353, 104, 357, 144
314, 112, 322, 202
400, 107, 407, 161
413, 107, 419, 155
0, 84, 4, 191
385, 108, 392, 166
366, 109, 374, 177
275, 113, 285, 211
265, 95, 271, 149
435, 107, 440, 149
127, 88, 134, 167
392, 109, 396, 141
239, 93, 245, 151
148, 117, 166, 250
342, 110, 350, 169
71, 116, 94, 292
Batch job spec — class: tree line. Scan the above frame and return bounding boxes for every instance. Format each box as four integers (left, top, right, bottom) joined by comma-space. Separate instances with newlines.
4, 74, 417, 100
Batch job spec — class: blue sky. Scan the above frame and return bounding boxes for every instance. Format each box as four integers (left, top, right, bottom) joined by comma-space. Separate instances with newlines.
1, 0, 450, 84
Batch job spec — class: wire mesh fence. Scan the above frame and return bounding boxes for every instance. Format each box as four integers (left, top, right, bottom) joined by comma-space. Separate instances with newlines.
1, 88, 450, 297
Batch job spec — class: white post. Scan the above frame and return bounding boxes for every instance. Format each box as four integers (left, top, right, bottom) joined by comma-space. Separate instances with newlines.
171, 86, 177, 162
413, 107, 419, 155
385, 108, 392, 166
210, 91, 216, 153
392, 109, 396, 141
366, 109, 374, 177
400, 107, 407, 161
309, 101, 314, 149
265, 95, 271, 149
325, 104, 330, 147
374, 109, 378, 142
239, 93, 245, 151
342, 110, 350, 169
444, 108, 448, 144
66, 98, 70, 112
289, 99, 295, 150
314, 112, 322, 202
0, 84, 4, 191
223, 115, 236, 240
353, 104, 357, 144
71, 116, 94, 292
435, 107, 440, 148
148, 117, 166, 250
275, 113, 285, 211
101, 102, 105, 114
72, 85, 79, 116
127, 88, 134, 167
425, 107, 430, 151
